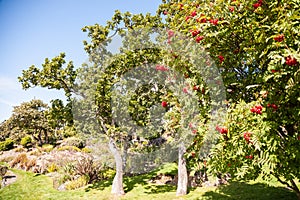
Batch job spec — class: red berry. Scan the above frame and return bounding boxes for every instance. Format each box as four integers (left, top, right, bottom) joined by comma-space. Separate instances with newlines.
155, 65, 168, 71
197, 17, 207, 23
192, 129, 197, 134
193, 85, 200, 91
218, 55, 224, 63
220, 128, 228, 134
271, 104, 278, 110
168, 30, 174, 38
253, 3, 261, 9
185, 16, 191, 21
209, 19, 218, 25
195, 36, 204, 43
183, 87, 188, 93
274, 34, 284, 42
271, 69, 280, 73
191, 11, 197, 17
163, 10, 168, 15
191, 152, 196, 157
161, 101, 168, 107
179, 4, 184, 10
243, 132, 252, 142
190, 29, 200, 37
255, 105, 263, 111
286, 56, 298, 66
229, 6, 235, 12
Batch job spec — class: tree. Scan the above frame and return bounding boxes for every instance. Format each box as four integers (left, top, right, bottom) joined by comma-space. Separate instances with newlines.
158, 0, 300, 198
8, 99, 51, 146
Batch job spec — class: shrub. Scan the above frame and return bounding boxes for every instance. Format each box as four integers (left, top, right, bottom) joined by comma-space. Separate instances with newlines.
61, 137, 86, 149
62, 126, 77, 138
99, 168, 116, 180
25, 158, 36, 171
40, 144, 54, 152
74, 156, 99, 183
47, 163, 59, 173
0, 139, 14, 151
10, 153, 28, 169
81, 147, 92, 153
20, 135, 32, 148
65, 175, 89, 190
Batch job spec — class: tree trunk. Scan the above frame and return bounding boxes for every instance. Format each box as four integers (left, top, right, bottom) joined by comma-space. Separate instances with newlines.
108, 137, 125, 196
291, 179, 300, 200
176, 143, 188, 196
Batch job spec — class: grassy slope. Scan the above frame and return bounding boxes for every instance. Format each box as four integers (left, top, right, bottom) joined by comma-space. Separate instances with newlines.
0, 168, 298, 200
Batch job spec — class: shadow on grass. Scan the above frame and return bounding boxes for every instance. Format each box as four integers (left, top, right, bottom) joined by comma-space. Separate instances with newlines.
86, 164, 179, 194
85, 179, 113, 192
123, 171, 157, 193
202, 182, 297, 200
144, 184, 176, 194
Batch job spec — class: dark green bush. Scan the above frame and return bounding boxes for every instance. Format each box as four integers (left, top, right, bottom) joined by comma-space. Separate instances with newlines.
20, 135, 32, 148
0, 139, 14, 151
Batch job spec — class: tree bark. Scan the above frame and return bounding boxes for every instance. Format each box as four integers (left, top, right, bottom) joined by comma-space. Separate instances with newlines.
290, 179, 300, 200
108, 137, 125, 196
176, 143, 188, 196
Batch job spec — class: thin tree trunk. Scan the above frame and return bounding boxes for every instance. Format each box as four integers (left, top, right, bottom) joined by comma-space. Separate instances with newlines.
108, 137, 125, 196
291, 179, 300, 200
176, 142, 188, 196
122, 137, 128, 172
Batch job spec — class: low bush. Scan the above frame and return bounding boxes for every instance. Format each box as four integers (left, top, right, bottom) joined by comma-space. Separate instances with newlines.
25, 158, 36, 171
40, 144, 54, 152
81, 147, 92, 153
99, 168, 116, 180
20, 135, 32, 148
47, 163, 59, 173
74, 156, 99, 183
0, 139, 14, 151
61, 137, 86, 149
10, 153, 29, 169
65, 175, 89, 190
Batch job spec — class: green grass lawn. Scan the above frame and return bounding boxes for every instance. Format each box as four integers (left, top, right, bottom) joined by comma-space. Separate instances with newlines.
0, 169, 298, 200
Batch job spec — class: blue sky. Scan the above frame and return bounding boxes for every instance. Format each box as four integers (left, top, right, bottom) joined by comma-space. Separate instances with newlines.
0, 0, 161, 122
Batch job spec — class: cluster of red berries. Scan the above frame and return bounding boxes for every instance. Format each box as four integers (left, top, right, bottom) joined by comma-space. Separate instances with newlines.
196, 36, 204, 43
253, 0, 263, 9
229, 6, 235, 12
197, 17, 207, 23
243, 132, 252, 143
216, 125, 228, 134
271, 69, 280, 73
274, 34, 284, 42
190, 29, 200, 37
285, 56, 298, 66
250, 105, 263, 114
209, 19, 218, 25
267, 103, 278, 111
156, 65, 169, 71
183, 87, 189, 94
161, 101, 168, 107
245, 155, 254, 159
168, 30, 174, 38
218, 55, 224, 63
